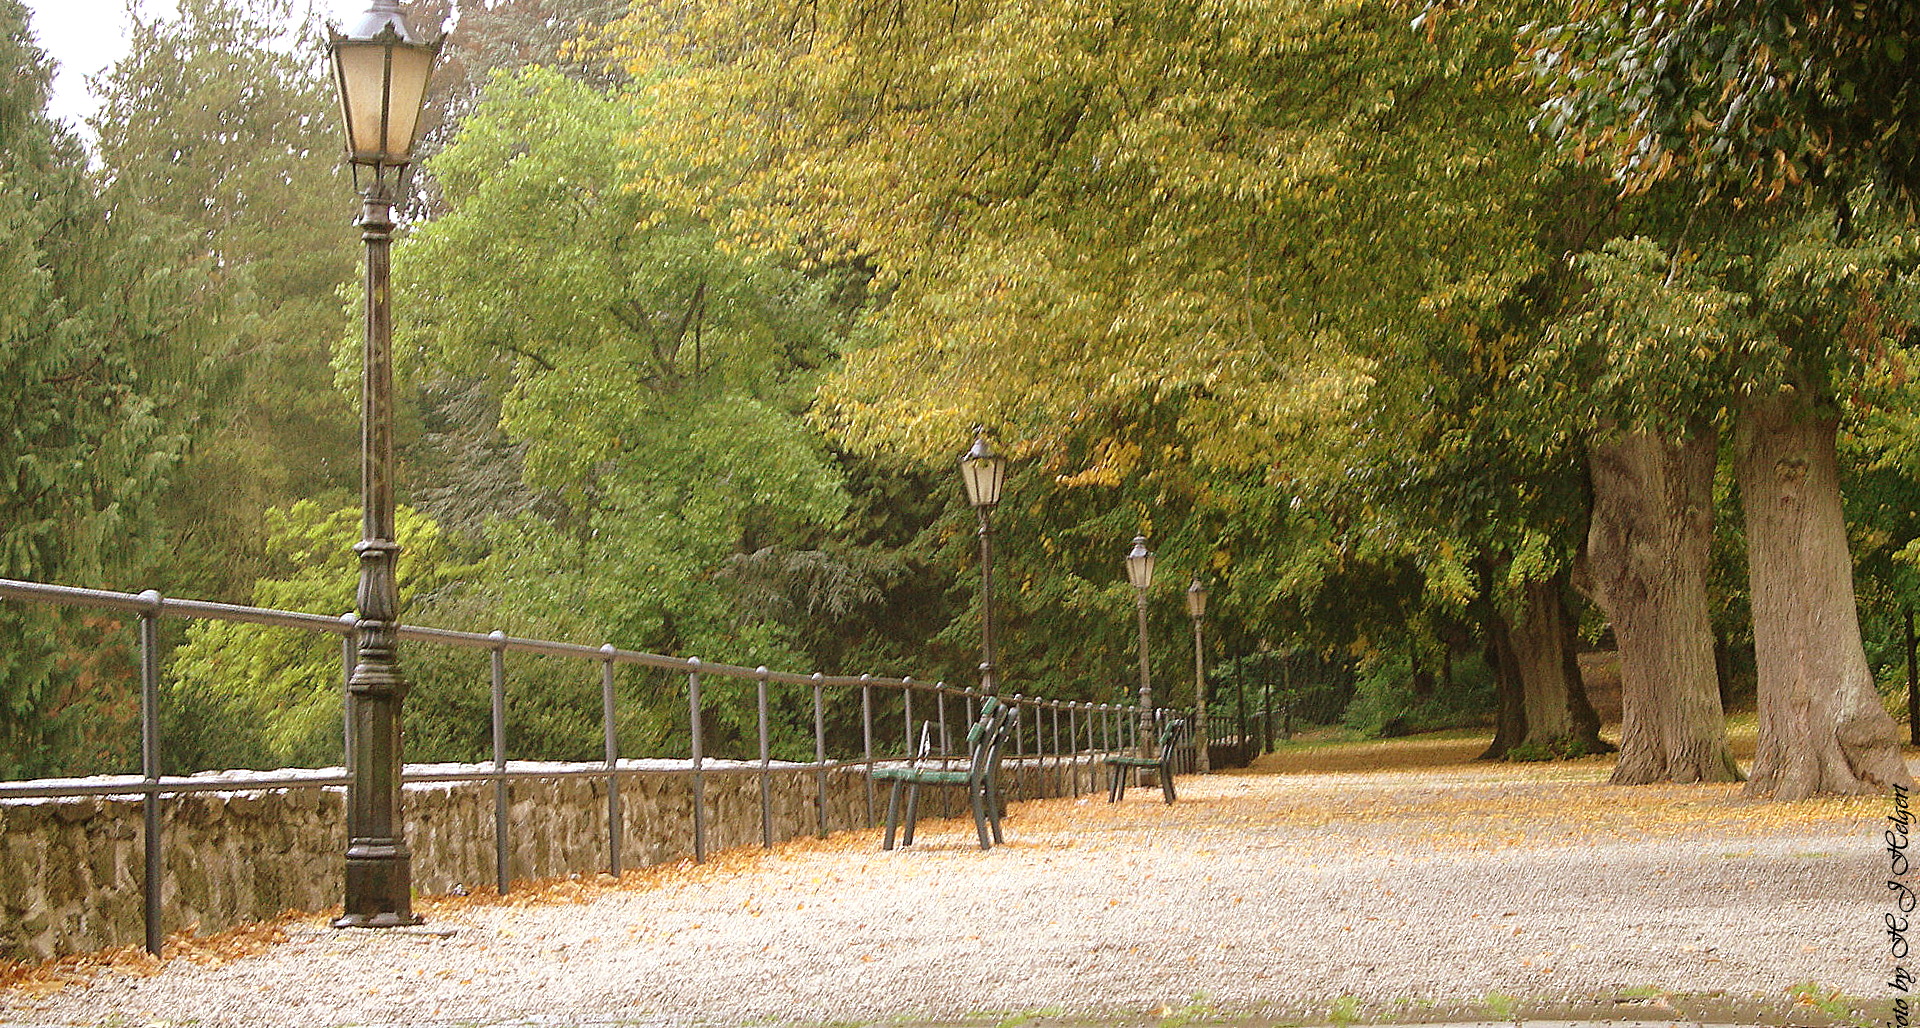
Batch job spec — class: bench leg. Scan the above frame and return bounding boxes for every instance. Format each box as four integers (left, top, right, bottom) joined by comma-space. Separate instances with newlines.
1161, 764, 1176, 804
1106, 764, 1124, 802
970, 781, 993, 849
882, 779, 904, 850
985, 778, 1005, 845
902, 782, 922, 846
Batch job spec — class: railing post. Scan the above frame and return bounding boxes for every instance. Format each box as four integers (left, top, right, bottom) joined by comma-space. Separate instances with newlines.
934, 682, 950, 818
1089, 704, 1098, 790
489, 631, 509, 896
1050, 702, 1061, 798
956, 687, 977, 818
689, 658, 706, 864
1011, 694, 1026, 801
601, 644, 621, 877
757, 666, 772, 850
1090, 703, 1099, 791
1069, 703, 1080, 797
901, 677, 914, 762
1040, 700, 1051, 797
936, 686, 949, 755
138, 590, 163, 958
860, 674, 874, 827
812, 672, 828, 838
1091, 704, 1102, 790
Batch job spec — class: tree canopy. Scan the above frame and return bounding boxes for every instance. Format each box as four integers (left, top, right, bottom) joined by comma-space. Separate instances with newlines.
3, 0, 1918, 796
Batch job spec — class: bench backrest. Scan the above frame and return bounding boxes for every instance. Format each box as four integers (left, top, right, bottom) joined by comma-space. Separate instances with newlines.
1158, 718, 1187, 762
967, 697, 1012, 784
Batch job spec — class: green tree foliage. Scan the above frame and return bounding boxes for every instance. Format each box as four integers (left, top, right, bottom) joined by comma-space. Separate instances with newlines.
1529, 0, 1920, 208
609, 0, 1407, 465
603, 0, 1563, 746
389, 67, 859, 756
0, 0, 190, 776
164, 501, 463, 770
90, 0, 361, 603
404, 0, 630, 218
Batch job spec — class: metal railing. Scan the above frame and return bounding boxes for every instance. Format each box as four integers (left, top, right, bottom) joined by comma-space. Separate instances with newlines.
0, 577, 1188, 957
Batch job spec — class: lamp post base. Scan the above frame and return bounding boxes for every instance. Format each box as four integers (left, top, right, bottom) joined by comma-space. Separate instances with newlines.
334, 842, 421, 928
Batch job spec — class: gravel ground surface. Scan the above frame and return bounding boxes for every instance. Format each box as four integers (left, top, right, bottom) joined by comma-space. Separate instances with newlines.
0, 748, 1895, 1028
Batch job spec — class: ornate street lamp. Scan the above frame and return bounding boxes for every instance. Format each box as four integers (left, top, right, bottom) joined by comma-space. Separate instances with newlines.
328, 0, 440, 930
959, 428, 1007, 694
1186, 577, 1210, 773
1125, 536, 1155, 758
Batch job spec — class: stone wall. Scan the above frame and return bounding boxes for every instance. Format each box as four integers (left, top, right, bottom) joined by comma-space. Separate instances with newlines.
0, 754, 1109, 963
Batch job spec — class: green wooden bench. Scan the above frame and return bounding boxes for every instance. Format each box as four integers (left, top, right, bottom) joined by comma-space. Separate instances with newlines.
872, 696, 1013, 850
1104, 718, 1186, 804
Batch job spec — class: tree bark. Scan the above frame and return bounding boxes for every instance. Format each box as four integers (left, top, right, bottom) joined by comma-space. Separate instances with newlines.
1505, 569, 1613, 757
1478, 558, 1527, 760
1561, 599, 1613, 755
1586, 428, 1742, 784
1509, 575, 1572, 748
1736, 390, 1913, 799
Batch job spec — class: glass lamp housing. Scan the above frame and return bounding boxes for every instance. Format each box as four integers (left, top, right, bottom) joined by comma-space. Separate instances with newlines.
1125, 536, 1155, 591
1186, 578, 1208, 618
330, 0, 440, 170
959, 431, 1006, 510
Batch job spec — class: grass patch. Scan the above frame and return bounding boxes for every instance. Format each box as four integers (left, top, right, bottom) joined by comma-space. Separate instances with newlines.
1158, 995, 1215, 1027
1786, 982, 1876, 1028
1481, 991, 1519, 1020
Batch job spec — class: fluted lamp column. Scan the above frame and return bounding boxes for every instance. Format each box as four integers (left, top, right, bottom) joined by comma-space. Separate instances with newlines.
328, 0, 441, 929
959, 428, 1007, 695
1186, 577, 1210, 773
1125, 536, 1155, 760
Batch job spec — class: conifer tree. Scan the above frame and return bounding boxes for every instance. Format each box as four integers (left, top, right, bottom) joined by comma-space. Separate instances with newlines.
0, 0, 188, 775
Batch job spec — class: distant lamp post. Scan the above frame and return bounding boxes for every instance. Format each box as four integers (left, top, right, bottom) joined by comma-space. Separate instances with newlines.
1125, 536, 1156, 758
328, 0, 440, 930
1186, 578, 1210, 773
959, 428, 1007, 694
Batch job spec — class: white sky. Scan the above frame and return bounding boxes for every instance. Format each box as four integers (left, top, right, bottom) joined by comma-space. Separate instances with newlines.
19, 0, 370, 133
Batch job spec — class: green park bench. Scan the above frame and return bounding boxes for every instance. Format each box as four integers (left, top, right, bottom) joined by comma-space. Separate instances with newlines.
872, 696, 1013, 850
1104, 718, 1186, 804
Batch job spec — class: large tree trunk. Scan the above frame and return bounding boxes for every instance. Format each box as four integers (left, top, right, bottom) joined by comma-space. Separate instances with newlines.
1479, 615, 1527, 760
1736, 390, 1913, 799
1505, 570, 1613, 757
1508, 576, 1570, 746
1477, 558, 1527, 760
1561, 598, 1613, 755
1586, 428, 1742, 784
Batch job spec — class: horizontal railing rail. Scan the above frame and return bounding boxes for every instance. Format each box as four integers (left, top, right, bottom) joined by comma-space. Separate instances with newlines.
0, 576, 1194, 960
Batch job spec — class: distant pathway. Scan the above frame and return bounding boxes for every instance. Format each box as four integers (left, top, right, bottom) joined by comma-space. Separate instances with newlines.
1, 744, 1891, 1027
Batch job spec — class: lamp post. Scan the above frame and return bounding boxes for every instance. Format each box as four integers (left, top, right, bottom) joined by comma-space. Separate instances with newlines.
328, 0, 440, 929
959, 428, 1007, 695
1125, 536, 1155, 759
1186, 577, 1210, 773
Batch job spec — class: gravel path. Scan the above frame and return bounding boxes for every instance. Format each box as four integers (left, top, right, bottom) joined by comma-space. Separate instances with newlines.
0, 756, 1893, 1027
